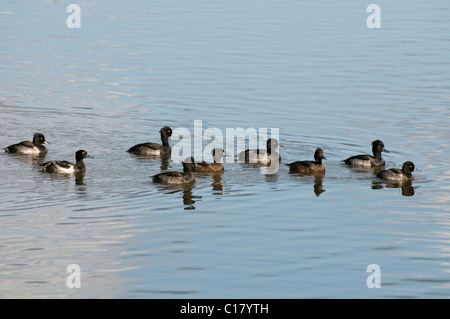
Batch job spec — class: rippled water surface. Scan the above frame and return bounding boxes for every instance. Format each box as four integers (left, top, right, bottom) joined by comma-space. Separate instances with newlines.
1, 1, 450, 298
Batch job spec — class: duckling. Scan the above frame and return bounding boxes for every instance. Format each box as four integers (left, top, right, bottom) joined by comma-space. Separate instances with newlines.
286, 148, 326, 174
42, 150, 93, 173
238, 138, 281, 165
343, 140, 389, 167
127, 126, 172, 156
193, 148, 227, 172
5, 133, 49, 155
377, 161, 418, 181
151, 157, 196, 184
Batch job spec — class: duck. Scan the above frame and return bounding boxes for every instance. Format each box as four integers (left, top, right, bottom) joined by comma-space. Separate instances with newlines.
4, 133, 49, 155
286, 148, 326, 174
127, 126, 172, 156
376, 161, 418, 181
151, 157, 196, 184
193, 148, 227, 172
42, 150, 93, 173
343, 140, 389, 167
238, 138, 281, 165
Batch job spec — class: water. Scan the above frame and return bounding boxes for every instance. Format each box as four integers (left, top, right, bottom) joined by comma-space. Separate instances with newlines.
0, 0, 449, 298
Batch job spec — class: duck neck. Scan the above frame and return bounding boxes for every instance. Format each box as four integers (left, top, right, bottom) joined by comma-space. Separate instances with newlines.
402, 167, 413, 177
373, 149, 382, 159
161, 134, 170, 147
183, 165, 193, 176
75, 160, 86, 171
213, 155, 222, 164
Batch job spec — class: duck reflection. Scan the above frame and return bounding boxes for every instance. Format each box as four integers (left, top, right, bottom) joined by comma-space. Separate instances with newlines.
205, 172, 225, 195
212, 172, 224, 192
75, 171, 86, 186
155, 183, 201, 210
9, 152, 47, 167
344, 164, 385, 176
312, 174, 325, 196
134, 153, 171, 171
372, 180, 417, 196
288, 172, 326, 197
40, 166, 87, 188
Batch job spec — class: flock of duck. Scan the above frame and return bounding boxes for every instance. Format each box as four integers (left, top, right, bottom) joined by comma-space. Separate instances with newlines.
3, 127, 419, 185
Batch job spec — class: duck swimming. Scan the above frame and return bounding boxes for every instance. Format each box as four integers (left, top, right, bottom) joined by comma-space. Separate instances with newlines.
42, 150, 93, 173
193, 148, 227, 173
151, 157, 196, 184
286, 148, 326, 174
343, 140, 389, 167
376, 161, 418, 181
127, 126, 172, 156
238, 138, 281, 165
5, 133, 49, 155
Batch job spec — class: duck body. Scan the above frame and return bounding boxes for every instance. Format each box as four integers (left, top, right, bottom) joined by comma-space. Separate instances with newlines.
5, 133, 48, 155
127, 126, 172, 156
42, 150, 92, 173
151, 157, 196, 184
286, 148, 326, 174
377, 161, 417, 181
193, 148, 226, 173
238, 138, 281, 165
343, 140, 389, 167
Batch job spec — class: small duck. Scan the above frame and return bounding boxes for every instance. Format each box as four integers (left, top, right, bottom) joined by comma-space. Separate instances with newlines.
238, 138, 281, 165
4, 133, 49, 155
286, 148, 326, 174
193, 148, 227, 173
127, 126, 173, 156
42, 150, 93, 173
377, 161, 418, 181
151, 157, 196, 184
343, 140, 389, 167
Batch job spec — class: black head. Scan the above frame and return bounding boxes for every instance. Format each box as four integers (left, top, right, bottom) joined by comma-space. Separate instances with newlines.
75, 150, 93, 162
314, 148, 326, 162
160, 126, 173, 137
402, 161, 416, 173
372, 140, 389, 155
267, 138, 280, 153
33, 133, 47, 145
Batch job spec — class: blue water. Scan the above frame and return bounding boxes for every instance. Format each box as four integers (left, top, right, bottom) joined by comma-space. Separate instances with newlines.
0, 0, 449, 298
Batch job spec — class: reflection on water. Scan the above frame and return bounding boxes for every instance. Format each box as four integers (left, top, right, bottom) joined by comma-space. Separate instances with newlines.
313, 175, 325, 197
211, 172, 224, 195
130, 153, 171, 171
154, 183, 200, 210
5, 152, 48, 167
372, 180, 418, 197
288, 172, 326, 197
342, 164, 385, 176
